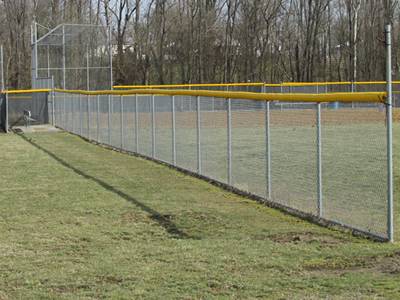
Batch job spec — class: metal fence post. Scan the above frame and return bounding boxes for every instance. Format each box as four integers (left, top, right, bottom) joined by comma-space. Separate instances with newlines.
385, 24, 394, 242
96, 95, 100, 142
5, 92, 8, 133
196, 95, 202, 174
52, 91, 56, 127
51, 77, 55, 126
87, 95, 90, 139
317, 102, 323, 217
79, 94, 82, 136
265, 101, 271, 199
108, 95, 112, 145
151, 95, 155, 158
63, 95, 67, 129
227, 98, 232, 185
135, 94, 139, 153
120, 95, 124, 149
71, 94, 74, 133
0, 45, 4, 91
172, 95, 176, 166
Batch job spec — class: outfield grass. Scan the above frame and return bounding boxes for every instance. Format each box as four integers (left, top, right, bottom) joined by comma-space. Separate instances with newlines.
0, 131, 399, 299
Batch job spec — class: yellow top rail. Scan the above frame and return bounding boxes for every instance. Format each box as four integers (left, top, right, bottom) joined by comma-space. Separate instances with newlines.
1, 88, 386, 103
4, 89, 51, 94
53, 88, 386, 103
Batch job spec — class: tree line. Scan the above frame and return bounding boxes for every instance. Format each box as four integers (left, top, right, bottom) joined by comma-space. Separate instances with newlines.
0, 0, 398, 89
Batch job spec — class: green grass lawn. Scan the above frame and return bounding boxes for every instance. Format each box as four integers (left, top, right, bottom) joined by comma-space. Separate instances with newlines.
0, 131, 399, 299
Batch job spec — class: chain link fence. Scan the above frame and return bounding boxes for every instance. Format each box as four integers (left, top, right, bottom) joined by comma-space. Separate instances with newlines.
52, 90, 391, 241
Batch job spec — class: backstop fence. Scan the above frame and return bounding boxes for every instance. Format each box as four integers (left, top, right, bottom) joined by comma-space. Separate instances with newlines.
51, 88, 393, 241
32, 23, 112, 91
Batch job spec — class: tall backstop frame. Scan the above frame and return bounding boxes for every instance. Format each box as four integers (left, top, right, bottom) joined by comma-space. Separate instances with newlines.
31, 22, 113, 91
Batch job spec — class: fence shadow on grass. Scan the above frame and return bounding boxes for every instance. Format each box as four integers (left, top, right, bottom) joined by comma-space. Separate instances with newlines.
17, 133, 193, 240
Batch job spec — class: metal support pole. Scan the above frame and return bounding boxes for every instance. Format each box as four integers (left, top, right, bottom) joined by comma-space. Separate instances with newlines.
62, 25, 66, 90
108, 95, 112, 145
47, 45, 50, 78
385, 24, 394, 242
86, 46, 90, 91
63, 94, 66, 129
108, 25, 113, 90
172, 95, 176, 165
62, 25, 66, 129
265, 101, 271, 199
227, 98, 232, 185
70, 94, 74, 133
135, 94, 139, 153
51, 76, 55, 126
0, 45, 4, 91
96, 95, 100, 142
87, 95, 90, 139
151, 95, 156, 158
120, 95, 124, 149
52, 89, 55, 126
317, 103, 323, 217
79, 94, 82, 136
34, 22, 38, 80
196, 96, 201, 174
5, 92, 8, 133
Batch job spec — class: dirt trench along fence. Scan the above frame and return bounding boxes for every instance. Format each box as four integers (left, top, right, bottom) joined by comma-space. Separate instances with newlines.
51, 88, 393, 241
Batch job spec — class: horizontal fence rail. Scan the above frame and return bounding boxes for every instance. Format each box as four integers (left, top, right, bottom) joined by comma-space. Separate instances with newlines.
49, 88, 392, 242
113, 81, 400, 105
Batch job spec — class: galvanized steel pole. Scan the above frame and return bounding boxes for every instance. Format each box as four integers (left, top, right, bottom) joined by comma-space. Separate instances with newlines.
51, 77, 55, 126
227, 98, 232, 185
264, 83, 272, 200
317, 103, 323, 217
120, 95, 124, 149
62, 25, 66, 90
151, 95, 156, 158
0, 45, 4, 91
172, 96, 176, 166
63, 94, 67, 129
87, 95, 90, 139
109, 25, 113, 90
79, 94, 82, 135
135, 94, 139, 153
96, 95, 100, 142
266, 102, 271, 199
86, 46, 90, 91
196, 96, 202, 174
108, 95, 112, 145
5, 92, 8, 133
47, 45, 50, 78
385, 24, 394, 242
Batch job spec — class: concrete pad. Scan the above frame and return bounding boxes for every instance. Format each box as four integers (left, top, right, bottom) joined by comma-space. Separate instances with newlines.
12, 124, 61, 133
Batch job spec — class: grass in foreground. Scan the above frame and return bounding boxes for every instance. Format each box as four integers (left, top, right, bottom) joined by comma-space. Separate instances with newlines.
0, 131, 399, 299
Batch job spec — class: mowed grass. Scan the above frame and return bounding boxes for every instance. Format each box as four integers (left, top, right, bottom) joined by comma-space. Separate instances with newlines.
0, 131, 399, 299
